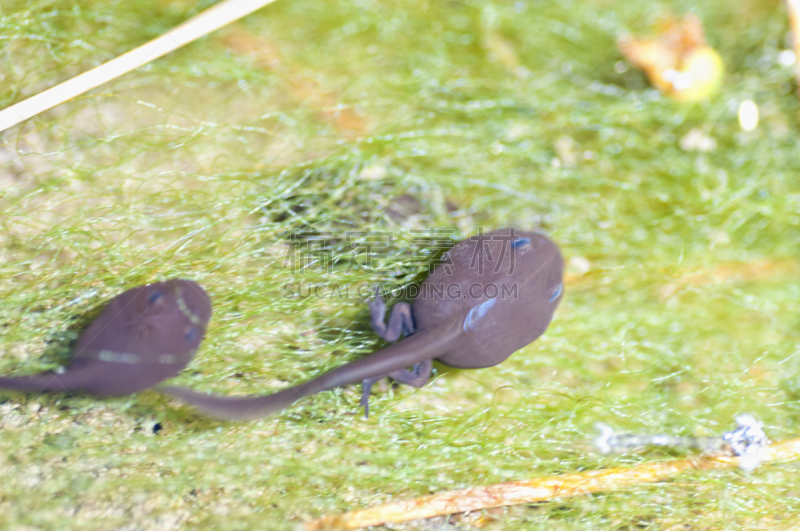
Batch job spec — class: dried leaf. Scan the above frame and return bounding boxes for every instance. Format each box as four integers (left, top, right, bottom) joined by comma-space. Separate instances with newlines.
618, 14, 724, 101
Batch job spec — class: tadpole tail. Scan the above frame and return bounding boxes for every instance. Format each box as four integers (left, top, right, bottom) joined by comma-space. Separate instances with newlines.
161, 379, 326, 420
0, 365, 97, 394
161, 327, 451, 420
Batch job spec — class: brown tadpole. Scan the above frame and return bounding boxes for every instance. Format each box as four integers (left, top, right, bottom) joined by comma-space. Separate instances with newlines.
164, 229, 564, 420
0, 278, 212, 396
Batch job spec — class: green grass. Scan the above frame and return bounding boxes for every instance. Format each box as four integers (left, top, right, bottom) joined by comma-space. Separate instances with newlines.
1, 0, 800, 529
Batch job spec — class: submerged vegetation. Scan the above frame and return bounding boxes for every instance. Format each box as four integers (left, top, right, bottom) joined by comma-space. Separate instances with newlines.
1, 0, 799, 528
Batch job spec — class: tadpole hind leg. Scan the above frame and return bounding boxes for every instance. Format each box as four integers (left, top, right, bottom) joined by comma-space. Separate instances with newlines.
360, 375, 384, 418
388, 359, 433, 388
369, 287, 416, 342
359, 360, 433, 418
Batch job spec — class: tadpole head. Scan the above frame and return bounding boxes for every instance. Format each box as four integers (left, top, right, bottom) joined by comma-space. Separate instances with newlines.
74, 278, 213, 366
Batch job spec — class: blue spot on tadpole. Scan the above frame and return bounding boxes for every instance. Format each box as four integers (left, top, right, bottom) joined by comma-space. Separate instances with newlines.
148, 291, 164, 304
511, 237, 531, 249
548, 283, 563, 302
463, 298, 497, 331
185, 327, 198, 342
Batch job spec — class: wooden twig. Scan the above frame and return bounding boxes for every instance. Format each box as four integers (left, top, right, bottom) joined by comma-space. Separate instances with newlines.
306, 437, 800, 530
0, 0, 279, 133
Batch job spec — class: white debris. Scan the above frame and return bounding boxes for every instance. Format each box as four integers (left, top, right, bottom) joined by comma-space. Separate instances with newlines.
738, 100, 759, 132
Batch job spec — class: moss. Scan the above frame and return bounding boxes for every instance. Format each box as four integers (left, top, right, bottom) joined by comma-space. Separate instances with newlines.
1, 0, 799, 529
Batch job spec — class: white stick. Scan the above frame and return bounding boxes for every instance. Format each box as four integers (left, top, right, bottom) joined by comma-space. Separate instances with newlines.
787, 0, 800, 98
0, 0, 279, 133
